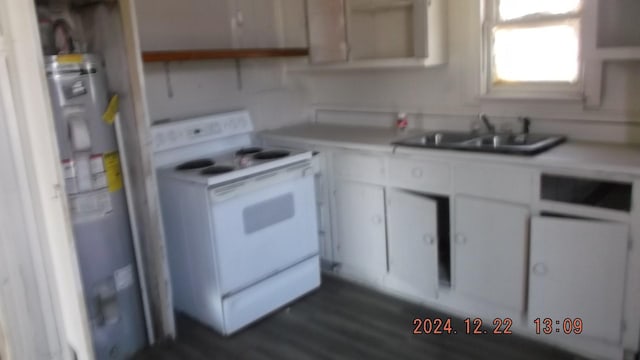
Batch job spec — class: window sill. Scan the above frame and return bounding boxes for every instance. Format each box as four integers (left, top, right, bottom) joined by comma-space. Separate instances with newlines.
478, 91, 585, 103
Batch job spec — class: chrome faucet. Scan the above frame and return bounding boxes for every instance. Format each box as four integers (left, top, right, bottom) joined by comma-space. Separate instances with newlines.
479, 114, 496, 133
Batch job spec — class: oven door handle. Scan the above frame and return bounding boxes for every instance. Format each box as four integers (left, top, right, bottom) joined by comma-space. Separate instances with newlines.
209, 164, 313, 203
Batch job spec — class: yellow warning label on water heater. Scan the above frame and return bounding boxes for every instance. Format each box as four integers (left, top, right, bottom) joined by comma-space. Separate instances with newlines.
103, 95, 119, 125
103, 152, 123, 193
57, 54, 84, 64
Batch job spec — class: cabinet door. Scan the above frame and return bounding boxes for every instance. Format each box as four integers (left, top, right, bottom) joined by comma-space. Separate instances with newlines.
233, 0, 279, 48
386, 189, 438, 299
134, 0, 234, 51
333, 181, 386, 283
280, 0, 309, 48
314, 155, 334, 264
529, 216, 628, 343
307, 0, 348, 63
454, 196, 529, 313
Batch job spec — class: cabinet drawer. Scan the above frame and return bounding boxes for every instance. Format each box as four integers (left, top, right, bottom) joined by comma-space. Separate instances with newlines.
333, 152, 386, 184
454, 163, 532, 203
389, 157, 451, 194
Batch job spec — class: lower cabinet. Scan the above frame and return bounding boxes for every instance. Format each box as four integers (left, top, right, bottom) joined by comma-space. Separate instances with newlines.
529, 216, 629, 344
332, 180, 387, 284
453, 196, 529, 313
312, 153, 334, 266
386, 189, 439, 300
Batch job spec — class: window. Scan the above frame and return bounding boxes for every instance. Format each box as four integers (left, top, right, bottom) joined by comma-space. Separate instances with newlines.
483, 0, 583, 98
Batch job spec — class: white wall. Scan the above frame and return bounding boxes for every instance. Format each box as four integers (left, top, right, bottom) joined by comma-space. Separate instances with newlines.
293, 0, 640, 144
135, 0, 311, 131
142, 59, 309, 130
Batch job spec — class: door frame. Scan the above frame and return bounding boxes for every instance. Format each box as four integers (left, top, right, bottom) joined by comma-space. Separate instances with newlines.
0, 0, 94, 358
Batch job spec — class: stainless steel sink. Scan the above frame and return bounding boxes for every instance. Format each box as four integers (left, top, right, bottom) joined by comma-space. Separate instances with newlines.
394, 131, 566, 156
399, 131, 480, 146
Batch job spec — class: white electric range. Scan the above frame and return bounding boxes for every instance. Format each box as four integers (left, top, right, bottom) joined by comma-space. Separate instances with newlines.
152, 110, 320, 335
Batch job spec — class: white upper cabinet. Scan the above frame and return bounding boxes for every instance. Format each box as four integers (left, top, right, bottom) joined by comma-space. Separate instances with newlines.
231, 0, 280, 48
306, 0, 447, 69
307, 0, 348, 63
594, 0, 640, 59
280, 0, 309, 48
453, 196, 529, 313
583, 0, 640, 105
332, 180, 387, 284
135, 0, 234, 51
135, 0, 280, 51
529, 216, 629, 344
386, 189, 439, 300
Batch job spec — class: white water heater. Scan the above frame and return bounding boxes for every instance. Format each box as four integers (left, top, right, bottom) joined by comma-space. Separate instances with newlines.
45, 54, 146, 360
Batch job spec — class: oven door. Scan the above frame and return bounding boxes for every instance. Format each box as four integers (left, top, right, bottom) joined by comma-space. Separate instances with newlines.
209, 164, 319, 295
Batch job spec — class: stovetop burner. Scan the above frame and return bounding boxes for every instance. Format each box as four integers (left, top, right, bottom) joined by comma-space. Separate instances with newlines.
201, 166, 235, 176
236, 147, 263, 156
176, 159, 215, 171
253, 150, 291, 160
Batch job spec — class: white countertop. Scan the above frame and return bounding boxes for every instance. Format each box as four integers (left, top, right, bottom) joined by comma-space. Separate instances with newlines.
261, 123, 640, 177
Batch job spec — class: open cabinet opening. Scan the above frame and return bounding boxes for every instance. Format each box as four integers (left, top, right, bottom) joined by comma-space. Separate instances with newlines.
347, 0, 415, 60
386, 188, 451, 298
435, 195, 451, 288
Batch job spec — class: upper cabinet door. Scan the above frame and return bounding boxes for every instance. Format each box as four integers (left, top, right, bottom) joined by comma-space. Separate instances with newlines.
307, 0, 349, 63
280, 0, 309, 48
386, 189, 439, 299
529, 216, 629, 344
454, 196, 529, 313
232, 0, 279, 48
134, 0, 234, 51
307, 0, 446, 67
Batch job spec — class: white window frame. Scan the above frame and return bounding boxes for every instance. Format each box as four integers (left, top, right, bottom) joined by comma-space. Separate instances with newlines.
481, 0, 585, 100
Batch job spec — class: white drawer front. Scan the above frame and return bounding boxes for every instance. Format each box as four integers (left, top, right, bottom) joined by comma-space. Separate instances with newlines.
389, 157, 451, 194
333, 151, 386, 184
454, 163, 533, 203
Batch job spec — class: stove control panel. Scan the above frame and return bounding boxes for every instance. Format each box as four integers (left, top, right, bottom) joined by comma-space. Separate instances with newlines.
152, 111, 254, 152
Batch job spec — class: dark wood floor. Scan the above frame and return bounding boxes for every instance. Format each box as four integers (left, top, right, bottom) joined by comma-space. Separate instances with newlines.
134, 276, 584, 360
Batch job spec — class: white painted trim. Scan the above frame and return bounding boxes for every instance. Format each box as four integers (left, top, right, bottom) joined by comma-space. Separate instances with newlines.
581, 0, 602, 108
477, 92, 584, 102
0, 0, 94, 359
120, 0, 176, 340
0, 53, 66, 360
115, 113, 155, 343
624, 179, 640, 351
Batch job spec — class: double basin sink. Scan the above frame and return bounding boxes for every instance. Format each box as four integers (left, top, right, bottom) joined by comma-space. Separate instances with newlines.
393, 131, 567, 156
